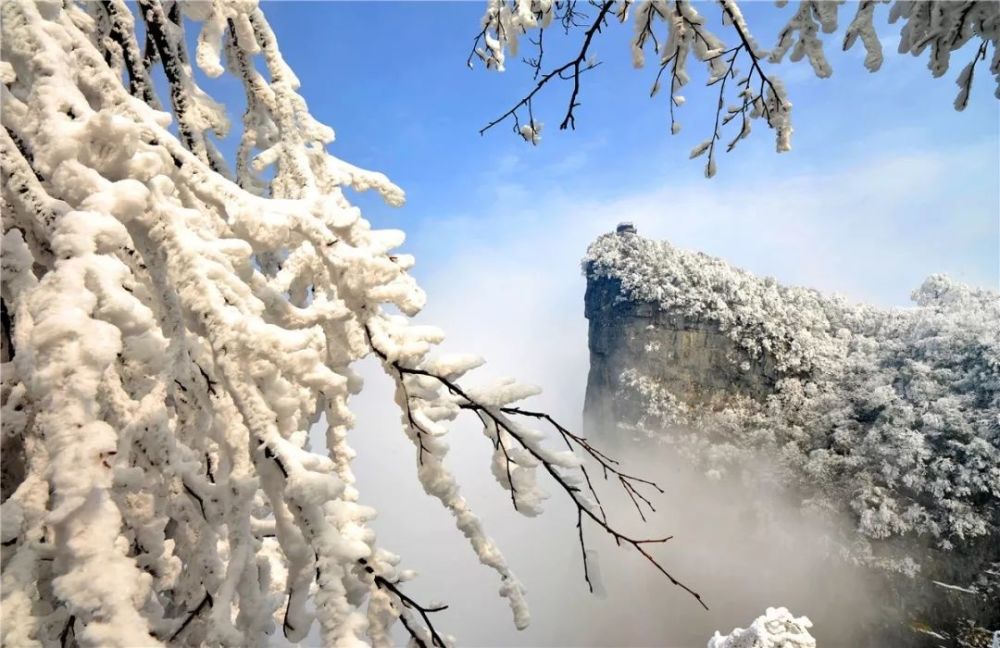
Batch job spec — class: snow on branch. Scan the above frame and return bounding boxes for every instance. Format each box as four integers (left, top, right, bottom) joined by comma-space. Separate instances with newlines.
367, 324, 706, 608
476, 1, 616, 140
0, 1, 703, 645
707, 607, 816, 648
471, 0, 999, 175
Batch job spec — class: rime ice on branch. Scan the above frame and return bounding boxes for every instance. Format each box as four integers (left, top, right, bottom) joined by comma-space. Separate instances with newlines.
471, 0, 999, 176
0, 2, 700, 646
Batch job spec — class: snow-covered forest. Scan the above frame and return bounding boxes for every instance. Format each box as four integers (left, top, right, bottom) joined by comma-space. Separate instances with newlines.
585, 230, 999, 643
0, 0, 997, 647
587, 230, 999, 553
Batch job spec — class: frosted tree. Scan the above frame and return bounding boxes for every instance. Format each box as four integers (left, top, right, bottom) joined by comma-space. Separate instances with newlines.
0, 1, 709, 646
707, 607, 816, 648
585, 232, 1000, 563
471, 0, 1000, 176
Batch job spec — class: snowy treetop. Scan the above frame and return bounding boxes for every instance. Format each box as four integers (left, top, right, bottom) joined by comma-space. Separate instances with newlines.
584, 230, 999, 376
707, 607, 815, 648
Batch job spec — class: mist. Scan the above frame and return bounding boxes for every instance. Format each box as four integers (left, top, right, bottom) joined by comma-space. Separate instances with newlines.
332, 349, 884, 647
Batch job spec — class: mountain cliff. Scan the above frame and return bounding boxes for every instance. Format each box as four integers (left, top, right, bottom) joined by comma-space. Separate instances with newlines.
582, 226, 1000, 646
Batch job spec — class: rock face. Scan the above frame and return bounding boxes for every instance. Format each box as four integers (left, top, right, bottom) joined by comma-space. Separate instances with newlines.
583, 272, 776, 437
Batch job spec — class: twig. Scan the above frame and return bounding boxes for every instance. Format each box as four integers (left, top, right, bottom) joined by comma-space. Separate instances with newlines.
183, 481, 208, 521
60, 615, 76, 648
366, 327, 707, 610
169, 592, 213, 642
480, 1, 616, 136
361, 559, 449, 648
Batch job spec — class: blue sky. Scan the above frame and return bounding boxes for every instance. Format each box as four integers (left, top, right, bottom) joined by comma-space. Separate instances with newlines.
250, 1, 998, 307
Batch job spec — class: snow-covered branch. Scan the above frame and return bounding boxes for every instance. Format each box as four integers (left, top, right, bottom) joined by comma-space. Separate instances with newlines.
477, 0, 616, 142
472, 0, 999, 174
0, 1, 703, 645
365, 320, 709, 615
367, 325, 706, 608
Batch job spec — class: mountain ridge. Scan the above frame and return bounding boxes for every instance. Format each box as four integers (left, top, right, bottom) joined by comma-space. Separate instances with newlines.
581, 226, 1000, 646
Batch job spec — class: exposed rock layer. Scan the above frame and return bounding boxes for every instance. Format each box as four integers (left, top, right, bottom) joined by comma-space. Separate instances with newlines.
584, 273, 776, 437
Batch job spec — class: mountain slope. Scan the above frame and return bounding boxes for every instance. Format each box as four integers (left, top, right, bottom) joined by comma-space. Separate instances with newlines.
582, 228, 1000, 646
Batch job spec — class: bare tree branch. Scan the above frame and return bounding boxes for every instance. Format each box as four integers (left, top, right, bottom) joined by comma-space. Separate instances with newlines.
360, 559, 450, 648
168, 592, 213, 643
479, 1, 616, 138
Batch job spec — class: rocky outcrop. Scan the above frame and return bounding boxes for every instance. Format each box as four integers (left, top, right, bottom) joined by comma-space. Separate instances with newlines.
583, 272, 777, 437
